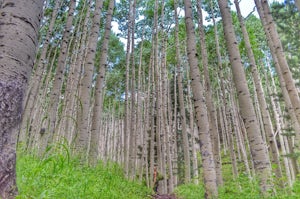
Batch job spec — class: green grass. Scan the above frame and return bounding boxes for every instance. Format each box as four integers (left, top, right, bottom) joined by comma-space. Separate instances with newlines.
174, 183, 205, 199
174, 152, 300, 199
16, 146, 300, 199
174, 173, 300, 199
16, 150, 152, 199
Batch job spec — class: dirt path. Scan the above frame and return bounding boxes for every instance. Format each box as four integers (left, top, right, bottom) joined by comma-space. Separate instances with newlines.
152, 194, 178, 199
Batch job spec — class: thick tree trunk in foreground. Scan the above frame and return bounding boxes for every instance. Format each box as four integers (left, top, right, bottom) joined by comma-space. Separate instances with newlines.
183, 0, 218, 198
218, 0, 272, 195
0, 0, 44, 197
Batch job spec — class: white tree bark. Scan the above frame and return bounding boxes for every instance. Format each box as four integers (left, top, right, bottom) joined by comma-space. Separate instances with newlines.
0, 0, 44, 197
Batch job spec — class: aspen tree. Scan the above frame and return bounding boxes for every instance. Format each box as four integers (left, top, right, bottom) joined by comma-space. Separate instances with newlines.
184, 0, 218, 197
76, 0, 104, 159
60, 0, 91, 145
0, 0, 44, 197
174, 0, 191, 184
160, 0, 173, 192
124, 0, 133, 176
255, 0, 300, 125
217, 0, 273, 194
20, 0, 62, 143
47, 0, 76, 139
234, 0, 283, 180
89, 0, 115, 166
129, 0, 137, 180
197, 0, 223, 186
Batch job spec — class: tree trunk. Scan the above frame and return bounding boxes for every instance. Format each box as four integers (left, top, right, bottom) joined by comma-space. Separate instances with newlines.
123, 0, 133, 176
174, 0, 191, 184
160, 1, 173, 192
20, 0, 61, 144
255, 0, 300, 125
197, 0, 223, 186
0, 0, 44, 197
217, 0, 272, 195
129, 0, 137, 180
47, 0, 76, 139
76, 0, 103, 159
187, 81, 199, 185
60, 0, 91, 147
89, 0, 114, 166
183, 0, 218, 197
234, 0, 283, 181
264, 66, 293, 187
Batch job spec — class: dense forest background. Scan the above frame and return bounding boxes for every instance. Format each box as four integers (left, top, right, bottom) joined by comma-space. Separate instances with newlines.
0, 0, 300, 198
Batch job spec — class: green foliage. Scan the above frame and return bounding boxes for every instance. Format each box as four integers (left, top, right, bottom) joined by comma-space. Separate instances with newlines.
16, 150, 152, 199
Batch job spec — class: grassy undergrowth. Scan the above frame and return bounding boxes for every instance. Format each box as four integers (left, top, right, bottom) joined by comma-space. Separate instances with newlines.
174, 172, 300, 199
16, 149, 152, 199
175, 177, 300, 199
16, 146, 300, 199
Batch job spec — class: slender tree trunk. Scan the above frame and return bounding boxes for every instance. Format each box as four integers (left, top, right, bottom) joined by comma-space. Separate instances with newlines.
255, 0, 300, 125
124, 0, 133, 176
197, 0, 223, 186
183, 0, 218, 197
20, 0, 61, 143
172, 66, 179, 187
137, 26, 145, 184
264, 66, 293, 187
47, 0, 76, 140
227, 87, 239, 178
231, 95, 252, 178
266, 61, 300, 176
210, 0, 228, 156
0, 0, 44, 197
89, 0, 114, 166
187, 81, 199, 185
61, 0, 91, 147
174, 0, 191, 184
129, 0, 137, 180
76, 0, 103, 159
30, 47, 58, 151
160, 2, 173, 192
234, 0, 283, 181
149, 49, 156, 190
217, 0, 272, 194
